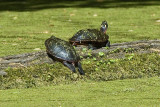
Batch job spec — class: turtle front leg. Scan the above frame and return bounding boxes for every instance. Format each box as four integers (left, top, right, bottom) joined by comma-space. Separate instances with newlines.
63, 61, 76, 73
88, 44, 97, 50
77, 62, 85, 75
106, 40, 110, 47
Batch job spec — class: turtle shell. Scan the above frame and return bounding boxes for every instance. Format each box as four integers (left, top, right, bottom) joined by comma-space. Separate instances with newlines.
45, 36, 80, 62
69, 29, 109, 43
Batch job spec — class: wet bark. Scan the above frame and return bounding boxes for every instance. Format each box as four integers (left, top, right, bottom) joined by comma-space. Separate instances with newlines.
0, 40, 160, 74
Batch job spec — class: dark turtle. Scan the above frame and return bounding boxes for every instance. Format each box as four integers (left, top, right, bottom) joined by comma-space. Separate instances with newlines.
69, 21, 110, 50
45, 36, 85, 75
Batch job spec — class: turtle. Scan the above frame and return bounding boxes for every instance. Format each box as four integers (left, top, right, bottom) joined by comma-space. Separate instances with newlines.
45, 36, 85, 75
69, 21, 110, 50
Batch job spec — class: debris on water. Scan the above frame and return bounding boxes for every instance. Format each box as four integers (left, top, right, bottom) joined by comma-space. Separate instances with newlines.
12, 43, 18, 46
156, 20, 160, 23
93, 14, 98, 17
128, 30, 133, 32
13, 16, 17, 20
43, 31, 49, 34
34, 48, 41, 51
70, 13, 75, 16
151, 14, 155, 16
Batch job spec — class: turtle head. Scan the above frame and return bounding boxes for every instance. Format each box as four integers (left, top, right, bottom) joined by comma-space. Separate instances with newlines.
100, 21, 108, 34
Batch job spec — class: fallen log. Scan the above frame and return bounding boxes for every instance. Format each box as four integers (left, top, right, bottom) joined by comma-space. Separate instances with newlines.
0, 40, 160, 73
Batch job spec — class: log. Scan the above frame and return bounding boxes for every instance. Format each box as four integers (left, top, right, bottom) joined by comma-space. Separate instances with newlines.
0, 40, 160, 72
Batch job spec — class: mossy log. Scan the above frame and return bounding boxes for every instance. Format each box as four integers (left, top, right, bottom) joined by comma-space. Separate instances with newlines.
0, 40, 160, 74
